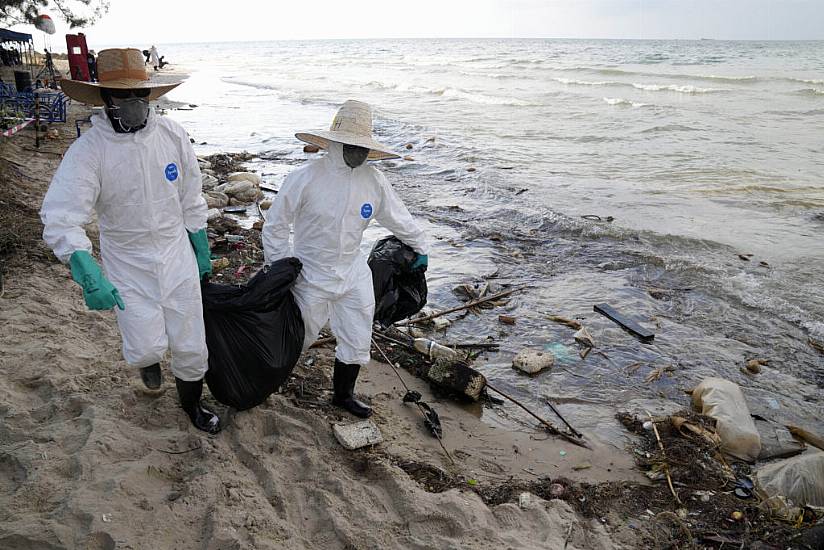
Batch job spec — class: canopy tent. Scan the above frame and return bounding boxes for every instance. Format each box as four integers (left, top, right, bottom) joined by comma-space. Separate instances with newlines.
0, 29, 33, 43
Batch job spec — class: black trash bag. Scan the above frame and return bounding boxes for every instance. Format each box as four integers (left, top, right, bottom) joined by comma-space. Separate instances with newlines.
202, 257, 305, 410
368, 235, 427, 326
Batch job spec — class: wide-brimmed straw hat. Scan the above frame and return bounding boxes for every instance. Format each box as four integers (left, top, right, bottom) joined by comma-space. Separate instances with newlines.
60, 48, 180, 106
296, 100, 399, 161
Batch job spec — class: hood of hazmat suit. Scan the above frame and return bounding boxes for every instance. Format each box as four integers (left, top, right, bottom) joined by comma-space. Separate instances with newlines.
262, 141, 429, 293
40, 110, 211, 380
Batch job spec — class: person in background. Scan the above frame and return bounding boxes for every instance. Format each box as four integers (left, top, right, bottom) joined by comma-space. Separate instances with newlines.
40, 48, 220, 434
86, 50, 97, 82
149, 45, 160, 71
262, 100, 429, 418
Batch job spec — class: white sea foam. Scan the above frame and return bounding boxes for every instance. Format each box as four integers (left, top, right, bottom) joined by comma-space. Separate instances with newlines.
632, 83, 723, 93
603, 97, 650, 108
554, 77, 619, 87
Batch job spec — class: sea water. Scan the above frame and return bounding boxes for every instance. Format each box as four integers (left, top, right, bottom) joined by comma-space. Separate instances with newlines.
162, 39, 824, 441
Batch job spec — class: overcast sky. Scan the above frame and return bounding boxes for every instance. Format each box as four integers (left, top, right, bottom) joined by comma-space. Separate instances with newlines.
12, 0, 824, 50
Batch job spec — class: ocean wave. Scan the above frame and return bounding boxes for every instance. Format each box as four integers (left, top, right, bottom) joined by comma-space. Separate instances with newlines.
553, 77, 620, 87
788, 78, 824, 85
632, 83, 724, 93
603, 97, 650, 108
797, 88, 824, 96
441, 87, 532, 106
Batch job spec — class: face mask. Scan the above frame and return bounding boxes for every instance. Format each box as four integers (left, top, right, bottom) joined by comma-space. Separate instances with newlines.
343, 144, 369, 168
108, 97, 149, 132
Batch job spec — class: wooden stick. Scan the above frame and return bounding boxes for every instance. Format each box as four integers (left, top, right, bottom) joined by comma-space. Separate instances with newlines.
394, 286, 525, 327
646, 411, 682, 505
787, 425, 824, 452
486, 383, 589, 449
545, 399, 583, 438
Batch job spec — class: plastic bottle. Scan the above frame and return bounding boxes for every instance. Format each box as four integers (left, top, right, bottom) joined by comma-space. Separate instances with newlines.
413, 338, 458, 361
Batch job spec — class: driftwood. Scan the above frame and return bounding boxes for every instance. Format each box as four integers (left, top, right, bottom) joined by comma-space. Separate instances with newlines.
647, 411, 683, 505
394, 287, 525, 327
486, 383, 589, 449
787, 425, 824, 452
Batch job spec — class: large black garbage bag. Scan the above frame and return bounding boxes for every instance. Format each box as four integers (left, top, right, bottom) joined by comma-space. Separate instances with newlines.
368, 235, 427, 326
202, 257, 305, 410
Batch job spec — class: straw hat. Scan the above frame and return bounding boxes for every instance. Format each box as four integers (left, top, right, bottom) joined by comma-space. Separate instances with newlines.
60, 48, 180, 106
296, 100, 399, 161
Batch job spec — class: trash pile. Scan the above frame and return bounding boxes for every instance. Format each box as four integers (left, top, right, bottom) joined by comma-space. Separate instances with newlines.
612, 377, 824, 547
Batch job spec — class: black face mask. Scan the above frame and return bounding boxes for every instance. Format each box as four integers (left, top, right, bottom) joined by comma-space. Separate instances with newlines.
343, 144, 369, 168
100, 88, 150, 133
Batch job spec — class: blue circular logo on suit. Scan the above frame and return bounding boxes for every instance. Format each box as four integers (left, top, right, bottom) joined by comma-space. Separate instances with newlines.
360, 203, 373, 219
165, 163, 179, 182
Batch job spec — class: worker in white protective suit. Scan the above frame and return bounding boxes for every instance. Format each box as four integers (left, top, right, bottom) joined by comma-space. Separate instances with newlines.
263, 100, 429, 418
40, 48, 220, 434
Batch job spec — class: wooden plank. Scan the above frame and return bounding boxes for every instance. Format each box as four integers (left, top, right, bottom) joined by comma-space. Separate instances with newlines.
593, 303, 655, 343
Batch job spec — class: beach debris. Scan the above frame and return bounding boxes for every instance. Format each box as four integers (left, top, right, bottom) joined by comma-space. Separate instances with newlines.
486, 382, 588, 448
692, 377, 761, 461
211, 257, 231, 271
432, 317, 451, 331
756, 452, 824, 507
424, 136, 436, 144
498, 314, 516, 325
753, 418, 805, 460
203, 190, 229, 209
670, 416, 721, 447
402, 391, 443, 439
745, 358, 767, 374
227, 171, 262, 186
572, 462, 592, 471
646, 412, 683, 505
426, 358, 487, 401
549, 483, 565, 498
645, 365, 674, 383
573, 327, 595, 348
759, 261, 770, 268
403, 155, 414, 161
395, 286, 523, 327
201, 173, 218, 190
101, 514, 112, 523
737, 254, 752, 262
413, 338, 458, 361
223, 205, 247, 214
206, 208, 222, 222
515, 188, 528, 195
467, 166, 477, 172
518, 492, 534, 509
786, 425, 824, 452
593, 303, 655, 343
731, 511, 744, 522
580, 214, 615, 223
808, 338, 824, 355
547, 315, 582, 330
333, 420, 383, 450
303, 144, 320, 153
405, 143, 413, 150
259, 199, 272, 211
512, 349, 554, 375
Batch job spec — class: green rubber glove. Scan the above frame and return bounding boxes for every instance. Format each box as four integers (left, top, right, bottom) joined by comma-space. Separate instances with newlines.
69, 250, 125, 311
187, 228, 212, 280
411, 253, 428, 272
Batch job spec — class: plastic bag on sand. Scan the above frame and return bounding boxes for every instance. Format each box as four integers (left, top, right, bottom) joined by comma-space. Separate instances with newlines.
692, 377, 761, 461
757, 452, 824, 507
368, 235, 427, 326
202, 258, 305, 410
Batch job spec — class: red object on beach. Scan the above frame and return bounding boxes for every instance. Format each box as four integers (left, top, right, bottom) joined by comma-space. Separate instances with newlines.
65, 33, 90, 82
1, 119, 34, 137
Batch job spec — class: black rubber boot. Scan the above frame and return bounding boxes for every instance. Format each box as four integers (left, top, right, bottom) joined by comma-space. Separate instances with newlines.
139, 363, 162, 390
332, 360, 372, 418
174, 377, 221, 434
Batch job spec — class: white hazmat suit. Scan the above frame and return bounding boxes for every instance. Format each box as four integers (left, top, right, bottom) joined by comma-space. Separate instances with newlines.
40, 110, 209, 381
262, 142, 428, 365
